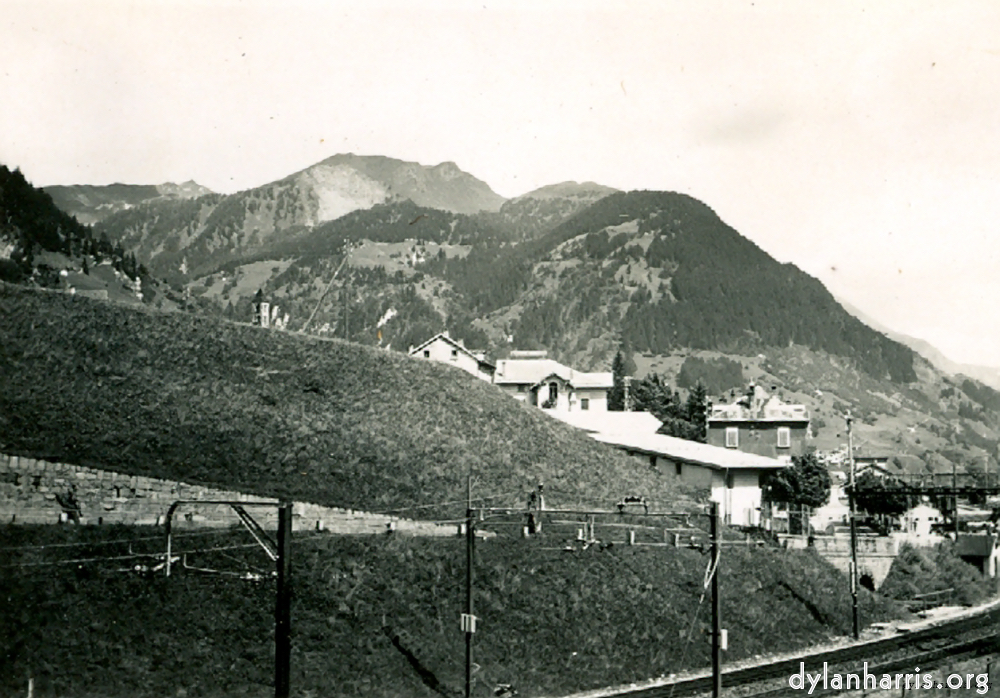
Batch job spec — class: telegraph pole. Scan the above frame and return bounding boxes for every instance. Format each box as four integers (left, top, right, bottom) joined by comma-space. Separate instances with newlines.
710, 500, 722, 698
275, 502, 292, 698
953, 461, 959, 537
464, 475, 475, 698
846, 414, 860, 640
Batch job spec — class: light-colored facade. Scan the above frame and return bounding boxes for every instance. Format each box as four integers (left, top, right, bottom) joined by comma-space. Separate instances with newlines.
707, 383, 810, 461
589, 430, 787, 527
810, 471, 852, 532
493, 352, 612, 412
408, 332, 495, 382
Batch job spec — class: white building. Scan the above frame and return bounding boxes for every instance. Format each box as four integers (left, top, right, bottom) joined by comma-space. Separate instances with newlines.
408, 332, 496, 382
550, 410, 787, 527
493, 352, 613, 412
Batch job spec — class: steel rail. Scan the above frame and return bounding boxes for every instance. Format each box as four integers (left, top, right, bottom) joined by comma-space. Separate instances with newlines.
579, 603, 1000, 698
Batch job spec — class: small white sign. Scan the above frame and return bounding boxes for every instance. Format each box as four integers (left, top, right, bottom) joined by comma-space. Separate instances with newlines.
460, 613, 478, 633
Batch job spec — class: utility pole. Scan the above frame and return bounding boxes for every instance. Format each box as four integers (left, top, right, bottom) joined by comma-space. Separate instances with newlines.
953, 461, 959, 538
624, 376, 632, 412
299, 248, 350, 334
846, 413, 860, 641
464, 475, 475, 698
710, 500, 722, 698
275, 502, 292, 698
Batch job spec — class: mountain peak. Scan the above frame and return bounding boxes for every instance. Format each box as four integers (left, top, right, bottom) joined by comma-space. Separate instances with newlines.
296, 153, 505, 216
513, 181, 619, 202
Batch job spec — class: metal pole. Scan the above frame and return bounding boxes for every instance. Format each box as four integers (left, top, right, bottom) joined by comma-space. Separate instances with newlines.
275, 502, 292, 698
953, 461, 959, 538
465, 476, 474, 698
847, 414, 859, 640
710, 500, 721, 698
164, 501, 180, 578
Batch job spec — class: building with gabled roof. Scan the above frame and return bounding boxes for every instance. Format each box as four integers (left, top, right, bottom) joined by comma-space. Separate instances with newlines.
408, 331, 495, 382
589, 429, 787, 527
707, 383, 810, 461
547, 410, 663, 436
493, 352, 613, 412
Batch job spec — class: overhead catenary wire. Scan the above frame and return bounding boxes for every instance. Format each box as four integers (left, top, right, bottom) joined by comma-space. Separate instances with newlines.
0, 527, 238, 553
1, 530, 337, 571
668, 549, 719, 698
371, 490, 523, 516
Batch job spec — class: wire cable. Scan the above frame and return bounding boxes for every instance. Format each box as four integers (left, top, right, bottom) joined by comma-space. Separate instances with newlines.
0, 527, 233, 553
668, 555, 718, 698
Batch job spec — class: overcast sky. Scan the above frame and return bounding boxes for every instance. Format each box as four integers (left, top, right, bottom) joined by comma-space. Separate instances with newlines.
3, 0, 1000, 367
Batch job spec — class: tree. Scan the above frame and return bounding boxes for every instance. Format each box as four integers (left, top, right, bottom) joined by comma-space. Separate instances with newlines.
608, 350, 627, 411
762, 452, 831, 533
852, 471, 913, 535
683, 381, 709, 443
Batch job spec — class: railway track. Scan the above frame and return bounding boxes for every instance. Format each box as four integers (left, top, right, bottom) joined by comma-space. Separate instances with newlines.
736, 633, 1000, 697
587, 602, 1000, 698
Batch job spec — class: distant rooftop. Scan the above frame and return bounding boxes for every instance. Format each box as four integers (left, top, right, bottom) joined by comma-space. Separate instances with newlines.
592, 431, 788, 471
494, 357, 613, 390
546, 410, 662, 436
708, 383, 809, 423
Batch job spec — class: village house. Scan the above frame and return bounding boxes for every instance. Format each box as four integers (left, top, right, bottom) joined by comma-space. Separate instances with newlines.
854, 453, 896, 479
955, 533, 1000, 578
894, 502, 946, 547
492, 351, 613, 412
408, 331, 496, 382
252, 290, 288, 330
547, 409, 787, 527
707, 383, 810, 461
592, 429, 787, 527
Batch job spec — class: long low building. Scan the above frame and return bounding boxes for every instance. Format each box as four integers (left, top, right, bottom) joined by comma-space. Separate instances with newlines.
592, 430, 787, 527
547, 410, 787, 527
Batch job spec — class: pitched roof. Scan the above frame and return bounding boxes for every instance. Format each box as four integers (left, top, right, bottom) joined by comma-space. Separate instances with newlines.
494, 358, 613, 389
709, 383, 810, 423
547, 410, 663, 436
956, 534, 998, 558
591, 431, 788, 471
408, 332, 495, 369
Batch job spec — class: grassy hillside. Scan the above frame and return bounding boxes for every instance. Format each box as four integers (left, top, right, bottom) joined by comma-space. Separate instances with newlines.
1, 526, 900, 698
0, 285, 695, 515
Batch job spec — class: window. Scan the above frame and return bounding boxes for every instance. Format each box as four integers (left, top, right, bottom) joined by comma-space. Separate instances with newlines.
580, 398, 589, 410
450, 349, 458, 360
549, 382, 558, 400
725, 427, 739, 448
517, 385, 526, 393
423, 350, 430, 358
726, 472, 735, 489
777, 427, 791, 449
675, 461, 683, 476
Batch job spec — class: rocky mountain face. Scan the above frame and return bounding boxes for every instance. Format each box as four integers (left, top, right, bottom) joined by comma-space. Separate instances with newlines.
44, 181, 213, 225
91, 154, 508, 281
298, 153, 506, 216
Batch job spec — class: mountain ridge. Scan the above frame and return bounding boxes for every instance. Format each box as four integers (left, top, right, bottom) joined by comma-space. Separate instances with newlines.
838, 296, 1000, 391
44, 181, 213, 225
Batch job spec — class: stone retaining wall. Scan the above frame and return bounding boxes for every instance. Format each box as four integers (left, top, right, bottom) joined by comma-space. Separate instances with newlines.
0, 453, 458, 537
779, 533, 899, 587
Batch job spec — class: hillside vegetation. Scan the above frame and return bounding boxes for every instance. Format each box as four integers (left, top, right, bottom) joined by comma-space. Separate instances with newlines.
1, 526, 899, 698
0, 285, 694, 514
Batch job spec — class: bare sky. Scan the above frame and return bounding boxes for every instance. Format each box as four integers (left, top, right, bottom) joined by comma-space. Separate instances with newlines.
3, 0, 999, 367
